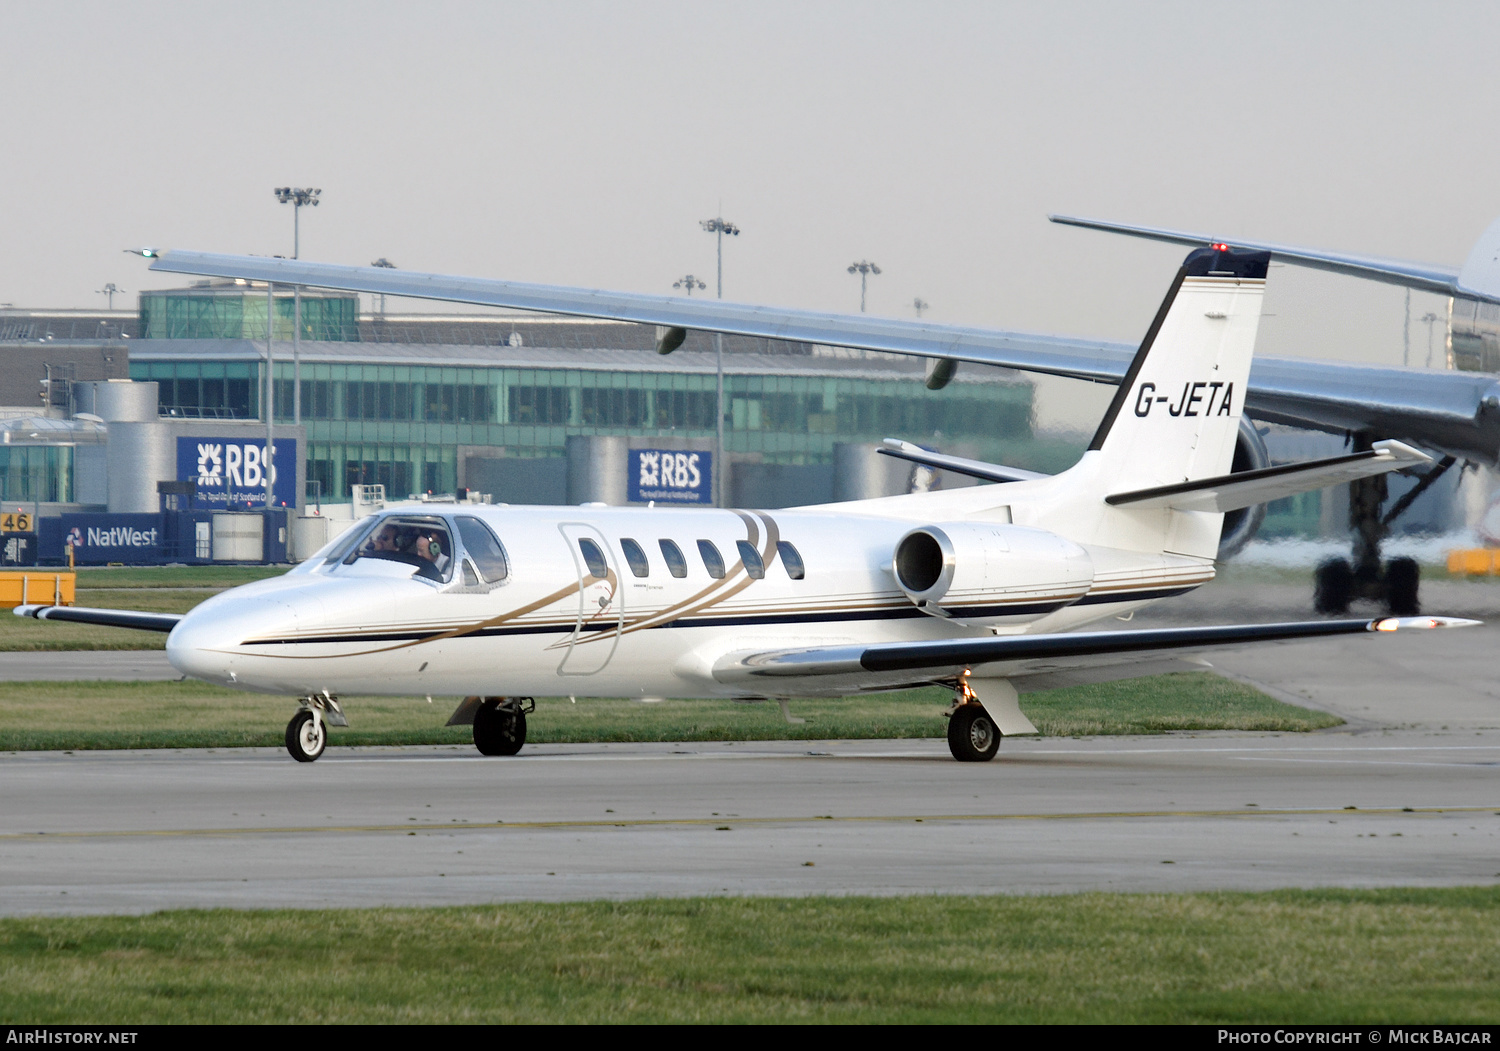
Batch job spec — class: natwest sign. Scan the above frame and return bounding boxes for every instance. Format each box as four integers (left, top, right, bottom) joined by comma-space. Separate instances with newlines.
176, 438, 297, 509
55, 514, 167, 563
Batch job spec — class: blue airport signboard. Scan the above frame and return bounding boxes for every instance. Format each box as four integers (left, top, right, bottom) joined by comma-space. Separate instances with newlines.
59, 514, 167, 563
177, 437, 298, 509
627, 449, 711, 504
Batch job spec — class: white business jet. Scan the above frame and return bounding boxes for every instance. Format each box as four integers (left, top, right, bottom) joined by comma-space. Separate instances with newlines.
19, 246, 1475, 763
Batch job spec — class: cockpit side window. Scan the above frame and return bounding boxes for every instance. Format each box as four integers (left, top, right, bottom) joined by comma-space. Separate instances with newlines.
578, 538, 608, 579
455, 516, 509, 583
697, 539, 725, 580
620, 538, 649, 578
659, 539, 688, 578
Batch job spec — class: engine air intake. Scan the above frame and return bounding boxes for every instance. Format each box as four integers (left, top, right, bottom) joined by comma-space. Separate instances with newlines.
895, 530, 946, 594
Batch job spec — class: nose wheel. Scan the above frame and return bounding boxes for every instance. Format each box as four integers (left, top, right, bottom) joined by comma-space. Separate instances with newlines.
286, 709, 326, 762
284, 694, 345, 762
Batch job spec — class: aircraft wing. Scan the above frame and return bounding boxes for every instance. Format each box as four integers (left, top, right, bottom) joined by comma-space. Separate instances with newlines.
145, 250, 1500, 464
15, 605, 182, 633
712, 615, 1475, 687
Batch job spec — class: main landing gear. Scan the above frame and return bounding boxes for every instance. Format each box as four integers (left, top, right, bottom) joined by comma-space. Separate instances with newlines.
285, 694, 347, 763
946, 679, 1000, 762
473, 697, 533, 757
1312, 433, 1455, 617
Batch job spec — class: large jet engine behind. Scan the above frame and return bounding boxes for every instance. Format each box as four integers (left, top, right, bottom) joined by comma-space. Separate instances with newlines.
1219, 416, 1271, 560
892, 522, 1093, 618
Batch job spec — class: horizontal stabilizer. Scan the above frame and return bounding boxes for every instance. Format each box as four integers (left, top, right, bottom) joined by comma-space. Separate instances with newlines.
714, 615, 1477, 683
877, 439, 1048, 483
1104, 439, 1430, 512
14, 604, 182, 633
1049, 215, 1474, 300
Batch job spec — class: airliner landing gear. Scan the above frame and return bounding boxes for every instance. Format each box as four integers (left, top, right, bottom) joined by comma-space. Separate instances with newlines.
1313, 436, 1454, 617
946, 680, 1000, 762
285, 694, 346, 763
473, 697, 533, 757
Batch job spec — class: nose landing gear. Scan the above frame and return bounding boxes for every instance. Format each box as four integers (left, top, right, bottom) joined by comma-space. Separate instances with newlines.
284, 694, 347, 762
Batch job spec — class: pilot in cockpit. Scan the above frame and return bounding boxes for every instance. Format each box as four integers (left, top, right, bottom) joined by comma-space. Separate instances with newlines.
370, 524, 401, 553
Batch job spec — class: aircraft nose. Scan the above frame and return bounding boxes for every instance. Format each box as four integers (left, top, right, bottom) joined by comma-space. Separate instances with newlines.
166, 596, 307, 687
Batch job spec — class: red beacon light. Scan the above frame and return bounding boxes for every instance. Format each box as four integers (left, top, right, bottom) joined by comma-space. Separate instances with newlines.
1210, 242, 1231, 252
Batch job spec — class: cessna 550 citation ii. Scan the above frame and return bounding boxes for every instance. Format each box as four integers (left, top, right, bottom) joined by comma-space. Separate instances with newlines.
20, 246, 1476, 763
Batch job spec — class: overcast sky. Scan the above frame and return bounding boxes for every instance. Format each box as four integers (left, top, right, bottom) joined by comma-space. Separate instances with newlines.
4, 1, 1494, 428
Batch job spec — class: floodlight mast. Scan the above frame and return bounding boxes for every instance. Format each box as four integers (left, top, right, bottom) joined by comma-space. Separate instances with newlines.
848, 260, 881, 313
673, 275, 706, 296
273, 186, 320, 260
699, 216, 739, 508
97, 283, 123, 310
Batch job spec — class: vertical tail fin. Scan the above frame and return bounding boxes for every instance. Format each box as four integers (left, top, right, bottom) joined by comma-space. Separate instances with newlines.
1087, 246, 1270, 491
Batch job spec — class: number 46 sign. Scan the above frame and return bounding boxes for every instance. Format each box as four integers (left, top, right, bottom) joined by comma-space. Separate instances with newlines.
0, 512, 33, 533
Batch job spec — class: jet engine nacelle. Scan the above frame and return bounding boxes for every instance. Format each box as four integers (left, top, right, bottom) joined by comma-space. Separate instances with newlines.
892, 522, 1094, 619
1218, 416, 1271, 560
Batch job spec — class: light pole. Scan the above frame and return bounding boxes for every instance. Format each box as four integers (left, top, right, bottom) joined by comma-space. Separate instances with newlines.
700, 216, 739, 507
848, 260, 881, 313
371, 258, 396, 317
913, 297, 929, 318
265, 280, 276, 510
1420, 311, 1445, 367
97, 283, 124, 310
673, 275, 706, 295
275, 187, 320, 428
273, 187, 320, 259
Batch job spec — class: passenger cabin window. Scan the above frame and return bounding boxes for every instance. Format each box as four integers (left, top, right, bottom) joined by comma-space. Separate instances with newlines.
777, 541, 806, 580
577, 538, 608, 579
346, 515, 455, 583
659, 539, 688, 578
455, 516, 509, 583
736, 540, 765, 579
620, 538, 650, 578
697, 539, 725, 579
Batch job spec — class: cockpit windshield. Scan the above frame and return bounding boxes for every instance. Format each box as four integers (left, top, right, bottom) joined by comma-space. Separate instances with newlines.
344, 515, 456, 583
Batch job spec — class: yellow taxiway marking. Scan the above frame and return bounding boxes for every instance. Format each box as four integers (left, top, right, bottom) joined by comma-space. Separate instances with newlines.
3, 805, 1496, 842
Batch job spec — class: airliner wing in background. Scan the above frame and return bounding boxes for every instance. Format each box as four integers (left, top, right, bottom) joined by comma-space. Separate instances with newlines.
1048, 214, 1500, 304
147, 249, 1500, 465
146, 251, 1131, 383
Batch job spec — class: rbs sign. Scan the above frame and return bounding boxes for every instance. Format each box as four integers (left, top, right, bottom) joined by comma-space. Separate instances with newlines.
627, 449, 711, 505
176, 438, 298, 509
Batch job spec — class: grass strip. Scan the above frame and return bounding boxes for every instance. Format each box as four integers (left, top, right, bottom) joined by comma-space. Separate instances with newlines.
0, 672, 1339, 752
1, 888, 1497, 1023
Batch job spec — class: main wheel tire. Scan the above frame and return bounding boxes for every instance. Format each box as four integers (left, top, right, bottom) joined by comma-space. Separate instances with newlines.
1313, 557, 1355, 615
1385, 556, 1421, 616
947, 704, 1000, 763
285, 709, 326, 763
473, 699, 527, 757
